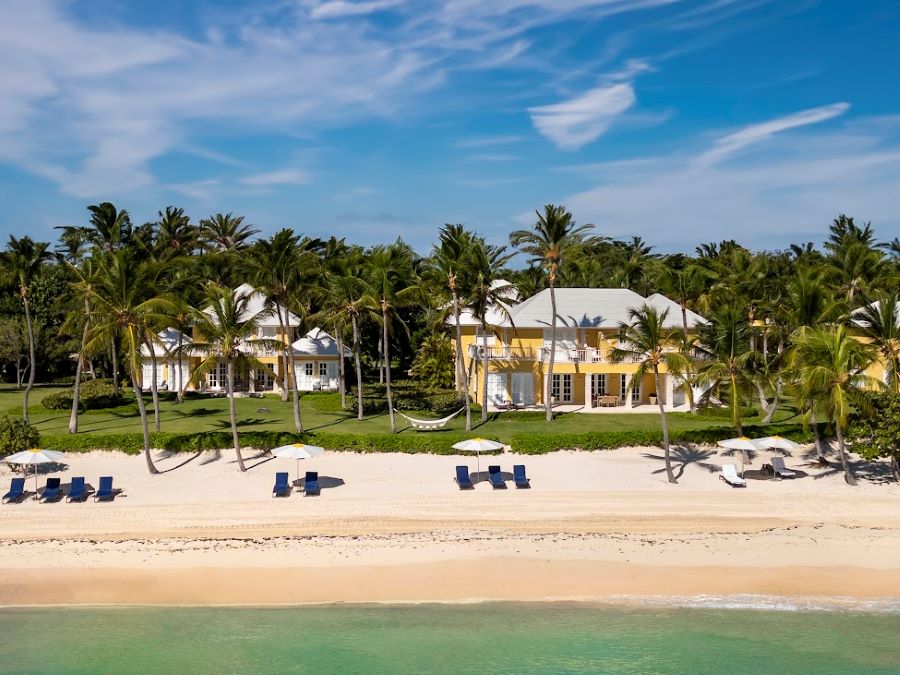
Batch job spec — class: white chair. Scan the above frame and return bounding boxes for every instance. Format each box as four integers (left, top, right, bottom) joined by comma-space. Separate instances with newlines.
719, 463, 747, 487
771, 456, 796, 479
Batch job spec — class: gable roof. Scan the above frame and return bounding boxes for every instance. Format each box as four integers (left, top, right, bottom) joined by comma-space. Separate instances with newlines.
140, 328, 192, 357
455, 279, 520, 326
202, 283, 302, 327
291, 327, 351, 357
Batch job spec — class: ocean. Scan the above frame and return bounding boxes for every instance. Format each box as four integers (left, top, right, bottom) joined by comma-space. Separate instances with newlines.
2, 601, 899, 674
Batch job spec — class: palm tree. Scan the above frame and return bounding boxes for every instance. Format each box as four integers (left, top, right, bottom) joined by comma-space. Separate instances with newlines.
63, 258, 99, 433
1, 236, 52, 423
199, 213, 258, 252
154, 206, 198, 259
789, 325, 879, 485
510, 204, 593, 421
189, 284, 278, 471
318, 238, 356, 410
85, 202, 133, 252
854, 294, 900, 393
83, 252, 176, 474
430, 224, 477, 430
611, 305, 690, 484
465, 239, 515, 422
365, 243, 417, 433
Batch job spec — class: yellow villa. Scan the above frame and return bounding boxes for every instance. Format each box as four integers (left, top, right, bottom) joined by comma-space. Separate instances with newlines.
454, 287, 707, 412
140, 284, 348, 394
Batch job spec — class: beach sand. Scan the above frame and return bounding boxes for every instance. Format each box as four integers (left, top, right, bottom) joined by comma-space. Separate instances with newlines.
1, 446, 899, 606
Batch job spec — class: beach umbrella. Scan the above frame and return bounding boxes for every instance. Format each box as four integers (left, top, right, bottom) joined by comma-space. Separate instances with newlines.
716, 437, 764, 478
271, 443, 325, 481
3, 448, 65, 500
753, 436, 801, 451
451, 437, 504, 477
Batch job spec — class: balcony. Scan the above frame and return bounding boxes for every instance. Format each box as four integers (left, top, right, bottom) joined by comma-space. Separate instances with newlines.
470, 345, 541, 361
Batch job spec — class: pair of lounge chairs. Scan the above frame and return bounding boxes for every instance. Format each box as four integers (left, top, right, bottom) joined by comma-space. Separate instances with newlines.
455, 465, 530, 489
1, 476, 116, 502
272, 471, 320, 497
720, 456, 798, 488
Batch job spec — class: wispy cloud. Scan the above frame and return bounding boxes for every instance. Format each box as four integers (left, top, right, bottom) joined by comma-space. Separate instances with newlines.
529, 82, 637, 150
455, 135, 525, 148
463, 153, 521, 162
310, 1, 405, 20
240, 169, 311, 186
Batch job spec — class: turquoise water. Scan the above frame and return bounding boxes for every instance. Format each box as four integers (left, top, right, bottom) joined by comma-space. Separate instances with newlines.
2, 602, 899, 674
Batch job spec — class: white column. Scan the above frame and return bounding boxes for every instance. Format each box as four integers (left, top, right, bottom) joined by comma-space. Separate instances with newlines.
665, 372, 675, 408
624, 377, 633, 409
584, 373, 593, 409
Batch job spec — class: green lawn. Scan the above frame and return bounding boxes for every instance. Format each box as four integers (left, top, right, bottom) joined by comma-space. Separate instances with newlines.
0, 384, 771, 444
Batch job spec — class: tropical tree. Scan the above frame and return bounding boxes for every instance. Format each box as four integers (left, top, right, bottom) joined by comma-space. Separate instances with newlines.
1, 236, 52, 422
83, 252, 176, 474
611, 305, 690, 484
789, 325, 879, 485
854, 294, 900, 393
411, 333, 455, 389
510, 204, 593, 421
189, 284, 279, 471
199, 213, 259, 252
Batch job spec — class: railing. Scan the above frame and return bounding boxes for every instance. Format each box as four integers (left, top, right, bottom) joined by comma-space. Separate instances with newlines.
470, 345, 541, 360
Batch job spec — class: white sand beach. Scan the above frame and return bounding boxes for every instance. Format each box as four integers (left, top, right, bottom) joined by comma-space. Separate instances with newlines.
1, 446, 899, 606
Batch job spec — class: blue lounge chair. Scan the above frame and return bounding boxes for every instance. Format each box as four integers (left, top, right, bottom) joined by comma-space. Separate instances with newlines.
455, 465, 474, 490
272, 472, 291, 497
488, 465, 507, 489
41, 477, 62, 502
94, 476, 115, 502
2, 478, 26, 503
304, 471, 320, 496
67, 476, 87, 502
513, 464, 530, 489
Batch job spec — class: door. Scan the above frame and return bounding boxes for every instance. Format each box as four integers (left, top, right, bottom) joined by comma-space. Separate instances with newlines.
486, 373, 507, 407
511, 373, 534, 406
295, 362, 316, 390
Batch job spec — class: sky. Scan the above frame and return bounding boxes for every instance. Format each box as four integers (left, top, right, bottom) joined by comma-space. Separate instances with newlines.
0, 0, 899, 253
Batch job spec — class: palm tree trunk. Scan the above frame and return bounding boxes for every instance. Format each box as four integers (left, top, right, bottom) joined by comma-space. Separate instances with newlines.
335, 325, 347, 409
146, 339, 161, 432
655, 366, 676, 484
762, 381, 780, 424
546, 282, 557, 422
68, 308, 90, 433
834, 423, 856, 486
731, 375, 742, 436
227, 358, 246, 471
452, 288, 472, 431
21, 294, 35, 424
131, 342, 158, 474
891, 455, 900, 483
276, 306, 303, 432
275, 306, 290, 403
681, 304, 688, 334
810, 407, 827, 463
110, 341, 119, 396
382, 305, 396, 433
352, 312, 364, 420
377, 336, 384, 384
480, 327, 489, 423
175, 329, 185, 404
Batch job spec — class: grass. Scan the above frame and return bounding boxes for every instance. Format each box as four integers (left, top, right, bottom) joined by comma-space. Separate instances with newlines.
0, 383, 786, 446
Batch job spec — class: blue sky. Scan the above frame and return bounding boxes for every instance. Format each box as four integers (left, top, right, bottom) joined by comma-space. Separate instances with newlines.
1, 0, 899, 252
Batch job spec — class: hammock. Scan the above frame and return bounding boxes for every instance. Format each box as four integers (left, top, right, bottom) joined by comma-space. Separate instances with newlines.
394, 407, 465, 431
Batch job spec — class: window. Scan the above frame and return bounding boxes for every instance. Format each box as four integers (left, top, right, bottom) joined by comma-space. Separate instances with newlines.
305, 363, 314, 377
208, 362, 227, 388
259, 326, 277, 339
551, 374, 572, 403
255, 368, 274, 390
619, 374, 628, 401
319, 362, 328, 379
592, 374, 607, 397
621, 373, 640, 403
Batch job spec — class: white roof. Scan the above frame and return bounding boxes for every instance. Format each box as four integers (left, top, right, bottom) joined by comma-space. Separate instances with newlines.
492, 288, 706, 329
851, 300, 900, 326
454, 279, 520, 327
291, 327, 350, 357
140, 328, 192, 357
205, 283, 301, 327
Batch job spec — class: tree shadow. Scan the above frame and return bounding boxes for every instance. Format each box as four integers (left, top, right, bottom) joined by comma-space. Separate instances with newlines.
200, 449, 222, 465
642, 446, 719, 480
154, 451, 203, 473
291, 475, 346, 491
171, 407, 220, 418
245, 454, 275, 470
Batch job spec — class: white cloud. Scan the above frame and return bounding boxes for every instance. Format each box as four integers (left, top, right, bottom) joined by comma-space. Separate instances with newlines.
240, 169, 311, 186
697, 102, 850, 165
310, 1, 405, 19
529, 82, 636, 150
455, 135, 525, 148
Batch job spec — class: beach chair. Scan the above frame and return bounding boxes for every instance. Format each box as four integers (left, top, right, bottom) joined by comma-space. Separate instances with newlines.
719, 464, 747, 488
94, 476, 115, 502
771, 456, 796, 479
304, 471, 320, 496
272, 472, 291, 497
513, 464, 530, 489
41, 477, 62, 502
488, 465, 507, 489
454, 465, 474, 490
2, 478, 26, 503
67, 476, 87, 502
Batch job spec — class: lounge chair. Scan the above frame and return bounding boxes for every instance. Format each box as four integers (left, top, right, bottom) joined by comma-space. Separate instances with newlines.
67, 477, 88, 502
719, 464, 747, 488
94, 476, 115, 502
272, 472, 291, 497
513, 464, 530, 489
454, 465, 474, 490
2, 478, 26, 503
488, 465, 507, 489
771, 456, 796, 479
304, 471, 320, 496
41, 477, 62, 502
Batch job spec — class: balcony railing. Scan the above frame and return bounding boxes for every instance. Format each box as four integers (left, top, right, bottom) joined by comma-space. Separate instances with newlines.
470, 346, 541, 360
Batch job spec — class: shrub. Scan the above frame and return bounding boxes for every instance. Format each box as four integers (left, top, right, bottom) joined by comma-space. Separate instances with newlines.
41, 379, 124, 411
350, 380, 467, 415
0, 416, 40, 453
693, 405, 759, 420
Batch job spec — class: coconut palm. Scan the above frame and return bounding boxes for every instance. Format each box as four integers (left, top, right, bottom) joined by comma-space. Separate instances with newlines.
854, 294, 900, 393
189, 284, 279, 471
198, 213, 258, 252
83, 251, 176, 474
611, 305, 690, 484
510, 204, 594, 421
62, 258, 99, 433
1, 236, 52, 423
154, 206, 198, 259
789, 325, 879, 485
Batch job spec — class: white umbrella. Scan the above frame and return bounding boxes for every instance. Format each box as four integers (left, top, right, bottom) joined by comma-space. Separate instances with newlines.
271, 443, 325, 481
3, 448, 65, 500
451, 437, 504, 477
716, 437, 764, 478
753, 436, 801, 451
